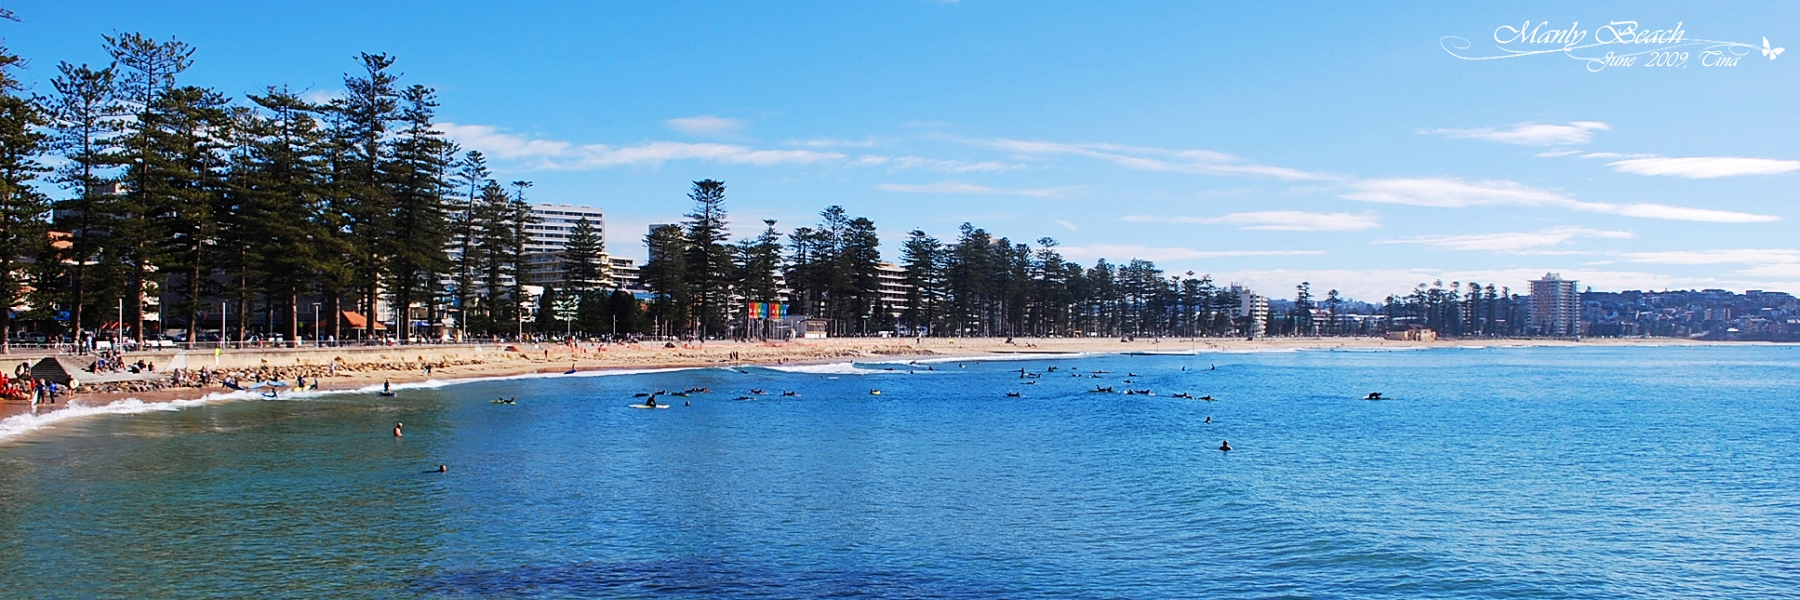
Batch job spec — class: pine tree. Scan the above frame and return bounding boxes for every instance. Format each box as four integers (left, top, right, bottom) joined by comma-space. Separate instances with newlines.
0, 43, 49, 353
642, 223, 690, 337
606, 288, 642, 336
45, 61, 124, 342
383, 84, 453, 342
240, 87, 331, 346
506, 180, 537, 337
144, 85, 232, 346
681, 179, 731, 337
108, 33, 194, 346
900, 229, 942, 335
562, 216, 604, 291
470, 180, 513, 335
448, 151, 489, 338
335, 52, 400, 339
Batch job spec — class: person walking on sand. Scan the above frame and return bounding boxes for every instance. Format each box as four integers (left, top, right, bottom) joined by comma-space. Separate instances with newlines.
394, 422, 404, 438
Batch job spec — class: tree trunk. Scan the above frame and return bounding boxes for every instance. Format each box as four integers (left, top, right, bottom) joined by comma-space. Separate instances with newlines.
288, 291, 299, 348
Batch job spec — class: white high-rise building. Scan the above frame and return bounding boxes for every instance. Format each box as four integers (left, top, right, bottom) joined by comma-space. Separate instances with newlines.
524, 204, 607, 253
1529, 273, 1580, 337
1230, 284, 1268, 339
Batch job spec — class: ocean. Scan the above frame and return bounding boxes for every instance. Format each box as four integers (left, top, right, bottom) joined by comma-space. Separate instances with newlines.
1, 345, 1795, 598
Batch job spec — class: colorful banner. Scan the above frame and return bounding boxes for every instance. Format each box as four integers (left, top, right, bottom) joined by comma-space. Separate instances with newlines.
747, 302, 785, 319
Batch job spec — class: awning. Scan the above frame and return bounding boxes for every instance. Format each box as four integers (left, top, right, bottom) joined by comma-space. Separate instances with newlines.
341, 311, 389, 331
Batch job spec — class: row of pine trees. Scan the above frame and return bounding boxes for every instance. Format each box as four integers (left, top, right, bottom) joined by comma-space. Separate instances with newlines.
0, 32, 549, 351
626, 180, 1266, 340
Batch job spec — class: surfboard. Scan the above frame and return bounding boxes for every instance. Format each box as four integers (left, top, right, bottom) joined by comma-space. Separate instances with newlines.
628, 404, 670, 409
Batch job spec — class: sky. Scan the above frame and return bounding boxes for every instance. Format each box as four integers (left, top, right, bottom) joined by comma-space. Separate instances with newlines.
7, 1, 1798, 301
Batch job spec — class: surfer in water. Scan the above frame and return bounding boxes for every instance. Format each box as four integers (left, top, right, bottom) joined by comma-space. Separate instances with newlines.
645, 396, 658, 408
1204, 416, 1211, 424
1219, 440, 1232, 452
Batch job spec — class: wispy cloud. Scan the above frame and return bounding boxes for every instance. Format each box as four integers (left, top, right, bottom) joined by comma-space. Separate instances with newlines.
795, 137, 877, 148
664, 115, 745, 138
1617, 249, 1800, 265
875, 181, 1075, 197
1122, 211, 1380, 231
1375, 226, 1632, 253
1605, 156, 1800, 178
302, 89, 343, 105
1054, 220, 1079, 231
972, 138, 1333, 181
442, 122, 846, 169
1426, 121, 1609, 146
1616, 248, 1800, 280
1342, 177, 1780, 223
855, 155, 1023, 172
1210, 211, 1381, 231
1058, 244, 1325, 262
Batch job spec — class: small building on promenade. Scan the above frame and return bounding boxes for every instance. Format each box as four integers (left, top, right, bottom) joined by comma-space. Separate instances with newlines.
1384, 328, 1438, 342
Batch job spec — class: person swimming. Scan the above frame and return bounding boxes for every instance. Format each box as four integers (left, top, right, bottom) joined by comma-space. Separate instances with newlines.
1219, 440, 1232, 452
1204, 416, 1211, 424
437, 464, 447, 473
393, 422, 403, 437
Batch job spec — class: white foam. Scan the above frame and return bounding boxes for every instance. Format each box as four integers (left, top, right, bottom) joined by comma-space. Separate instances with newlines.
765, 362, 887, 375
905, 352, 1098, 364
0, 366, 701, 444
0, 397, 216, 443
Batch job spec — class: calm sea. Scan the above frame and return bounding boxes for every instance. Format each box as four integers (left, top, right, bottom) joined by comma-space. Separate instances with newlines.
1, 346, 1796, 598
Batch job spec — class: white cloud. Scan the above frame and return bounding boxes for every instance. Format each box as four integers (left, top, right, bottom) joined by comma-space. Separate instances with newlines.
1204, 211, 1381, 231
664, 115, 744, 137
1615, 249, 1800, 283
973, 138, 1333, 181
855, 155, 1023, 172
1375, 226, 1632, 253
1606, 156, 1800, 178
795, 137, 877, 148
1057, 244, 1324, 262
1426, 121, 1610, 146
1341, 177, 1780, 223
1122, 211, 1381, 231
1618, 249, 1800, 265
1055, 220, 1079, 231
875, 181, 1074, 197
440, 122, 844, 169
1606, 203, 1778, 223
302, 89, 343, 105
1343, 177, 1571, 208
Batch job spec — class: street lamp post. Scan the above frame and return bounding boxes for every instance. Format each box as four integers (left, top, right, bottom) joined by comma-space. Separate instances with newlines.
312, 303, 321, 347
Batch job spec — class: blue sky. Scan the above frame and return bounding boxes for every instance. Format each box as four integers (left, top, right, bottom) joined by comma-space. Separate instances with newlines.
8, 1, 1798, 300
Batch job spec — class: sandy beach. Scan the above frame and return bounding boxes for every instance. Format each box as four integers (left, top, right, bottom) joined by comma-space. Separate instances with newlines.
0, 335, 1779, 428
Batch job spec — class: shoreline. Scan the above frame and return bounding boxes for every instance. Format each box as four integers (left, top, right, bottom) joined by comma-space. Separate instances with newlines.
1, 336, 1788, 442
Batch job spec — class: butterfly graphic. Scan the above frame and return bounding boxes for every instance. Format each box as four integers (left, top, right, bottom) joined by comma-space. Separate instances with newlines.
1764, 37, 1785, 60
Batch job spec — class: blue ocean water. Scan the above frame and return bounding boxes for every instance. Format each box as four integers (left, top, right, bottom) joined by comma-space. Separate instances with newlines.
0, 346, 1796, 598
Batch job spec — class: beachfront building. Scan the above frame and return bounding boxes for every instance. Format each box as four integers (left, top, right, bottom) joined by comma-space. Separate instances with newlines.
523, 204, 608, 254
525, 253, 642, 291
1231, 284, 1269, 339
1529, 273, 1580, 337
877, 263, 910, 321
